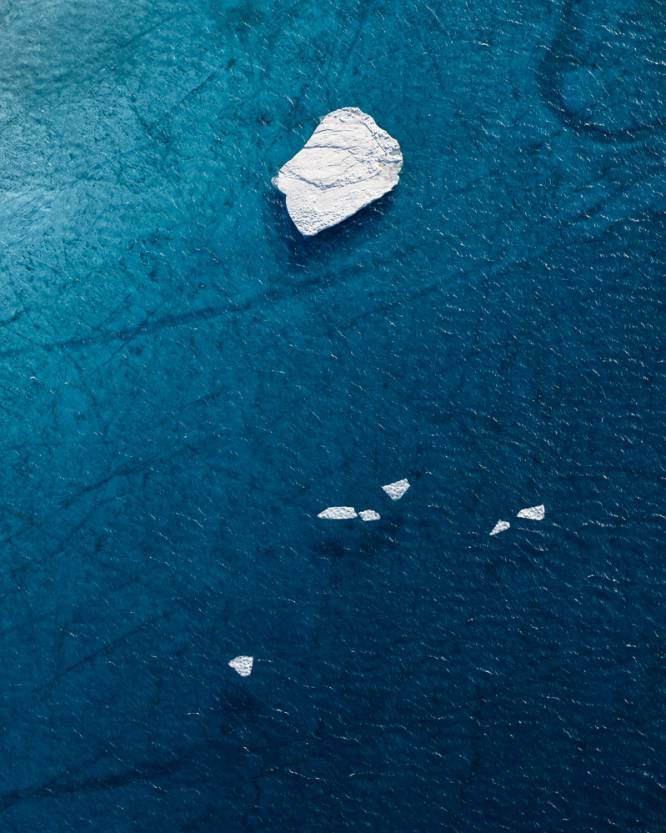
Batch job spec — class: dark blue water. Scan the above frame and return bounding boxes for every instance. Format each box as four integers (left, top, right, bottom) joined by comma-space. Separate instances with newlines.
0, 1, 665, 830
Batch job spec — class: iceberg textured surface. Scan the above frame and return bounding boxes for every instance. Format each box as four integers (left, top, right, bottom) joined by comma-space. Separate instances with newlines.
359, 509, 381, 522
317, 506, 358, 520
273, 107, 403, 236
381, 479, 411, 501
228, 656, 254, 677
490, 520, 510, 536
517, 504, 545, 520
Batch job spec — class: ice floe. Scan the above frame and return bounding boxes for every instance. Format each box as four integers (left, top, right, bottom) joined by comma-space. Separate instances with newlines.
228, 656, 254, 677
517, 504, 545, 521
317, 506, 358, 520
359, 509, 381, 522
381, 479, 410, 501
273, 107, 403, 236
489, 520, 510, 536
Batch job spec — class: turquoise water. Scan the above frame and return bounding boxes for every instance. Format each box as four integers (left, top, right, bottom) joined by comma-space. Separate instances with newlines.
0, 1, 665, 830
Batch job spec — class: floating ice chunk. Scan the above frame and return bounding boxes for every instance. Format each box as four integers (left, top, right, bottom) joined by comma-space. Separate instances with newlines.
381, 479, 410, 501
517, 504, 545, 520
229, 656, 254, 677
489, 520, 510, 536
317, 506, 358, 520
359, 509, 381, 522
273, 107, 403, 236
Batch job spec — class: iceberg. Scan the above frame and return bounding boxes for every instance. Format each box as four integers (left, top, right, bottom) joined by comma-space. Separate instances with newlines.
229, 656, 254, 677
359, 509, 381, 522
489, 520, 510, 536
317, 506, 358, 520
517, 504, 545, 520
273, 107, 403, 236
381, 478, 410, 501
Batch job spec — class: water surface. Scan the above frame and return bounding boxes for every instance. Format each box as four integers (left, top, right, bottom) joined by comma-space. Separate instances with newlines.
0, 1, 664, 830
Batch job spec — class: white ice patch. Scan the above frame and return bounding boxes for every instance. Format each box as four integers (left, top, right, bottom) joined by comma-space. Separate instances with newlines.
359, 509, 381, 522
489, 520, 510, 536
229, 656, 254, 677
381, 479, 410, 501
517, 504, 545, 521
317, 506, 358, 520
273, 107, 403, 236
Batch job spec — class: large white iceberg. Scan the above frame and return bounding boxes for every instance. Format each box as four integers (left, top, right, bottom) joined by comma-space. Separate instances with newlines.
381, 479, 410, 501
273, 107, 403, 236
317, 506, 358, 520
229, 656, 254, 677
517, 504, 545, 520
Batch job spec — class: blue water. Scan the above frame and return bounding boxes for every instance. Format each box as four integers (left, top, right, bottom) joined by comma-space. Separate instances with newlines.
0, 1, 665, 830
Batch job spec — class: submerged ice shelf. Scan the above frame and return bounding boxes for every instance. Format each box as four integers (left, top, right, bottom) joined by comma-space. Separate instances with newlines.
273, 107, 403, 236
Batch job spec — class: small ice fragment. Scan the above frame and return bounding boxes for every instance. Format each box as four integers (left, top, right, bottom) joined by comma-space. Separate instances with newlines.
381, 479, 410, 501
359, 509, 381, 522
517, 504, 545, 521
317, 506, 358, 520
489, 520, 510, 536
229, 656, 254, 677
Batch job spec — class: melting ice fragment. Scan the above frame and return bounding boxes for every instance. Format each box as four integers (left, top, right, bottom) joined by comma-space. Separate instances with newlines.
517, 504, 545, 521
359, 509, 381, 522
273, 107, 403, 236
381, 479, 410, 501
317, 506, 358, 520
229, 656, 254, 677
489, 520, 510, 536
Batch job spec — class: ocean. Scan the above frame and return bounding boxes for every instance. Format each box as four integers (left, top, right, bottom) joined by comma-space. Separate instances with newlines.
0, 0, 664, 830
